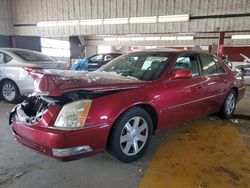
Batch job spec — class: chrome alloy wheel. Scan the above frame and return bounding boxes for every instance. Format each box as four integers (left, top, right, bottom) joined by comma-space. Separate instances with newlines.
120, 117, 149, 156
225, 93, 236, 115
2, 83, 16, 101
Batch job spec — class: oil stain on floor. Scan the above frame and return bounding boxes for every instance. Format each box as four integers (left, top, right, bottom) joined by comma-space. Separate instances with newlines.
140, 118, 250, 188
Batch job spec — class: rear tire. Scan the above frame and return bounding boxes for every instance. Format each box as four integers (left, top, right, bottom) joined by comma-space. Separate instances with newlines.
220, 89, 237, 119
0, 80, 21, 103
109, 107, 153, 163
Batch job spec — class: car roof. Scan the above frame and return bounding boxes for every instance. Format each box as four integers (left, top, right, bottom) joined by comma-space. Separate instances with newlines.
141, 48, 212, 55
142, 48, 180, 52
97, 53, 122, 55
0, 48, 38, 53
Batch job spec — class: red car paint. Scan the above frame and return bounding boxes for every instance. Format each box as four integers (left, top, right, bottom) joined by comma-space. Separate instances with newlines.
30, 70, 148, 96
11, 51, 246, 160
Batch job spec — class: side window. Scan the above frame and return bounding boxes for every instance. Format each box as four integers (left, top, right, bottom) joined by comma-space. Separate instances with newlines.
213, 56, 225, 73
90, 55, 104, 62
199, 54, 219, 75
0, 52, 12, 64
0, 52, 4, 64
173, 54, 200, 77
244, 70, 250, 76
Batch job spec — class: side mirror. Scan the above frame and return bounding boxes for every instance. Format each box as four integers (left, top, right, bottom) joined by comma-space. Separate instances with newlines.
173, 70, 192, 79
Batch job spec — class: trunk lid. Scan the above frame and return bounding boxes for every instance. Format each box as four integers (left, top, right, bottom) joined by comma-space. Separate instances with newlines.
27, 61, 67, 70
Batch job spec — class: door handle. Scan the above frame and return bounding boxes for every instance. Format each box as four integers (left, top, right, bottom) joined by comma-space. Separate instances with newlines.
196, 84, 203, 89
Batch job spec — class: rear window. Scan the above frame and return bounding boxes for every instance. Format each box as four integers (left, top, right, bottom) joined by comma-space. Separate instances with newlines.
12, 50, 53, 61
199, 53, 225, 75
213, 56, 225, 73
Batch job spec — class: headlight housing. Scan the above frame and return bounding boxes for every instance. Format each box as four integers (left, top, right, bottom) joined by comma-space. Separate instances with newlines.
54, 100, 92, 130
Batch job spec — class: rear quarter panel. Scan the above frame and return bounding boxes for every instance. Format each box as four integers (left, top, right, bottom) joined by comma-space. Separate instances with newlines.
2, 66, 34, 95
221, 61, 246, 102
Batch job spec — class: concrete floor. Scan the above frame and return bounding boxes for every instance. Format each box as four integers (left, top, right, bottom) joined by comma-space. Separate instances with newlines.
0, 87, 250, 188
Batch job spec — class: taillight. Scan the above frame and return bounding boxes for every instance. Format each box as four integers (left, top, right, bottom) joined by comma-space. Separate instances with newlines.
23, 67, 43, 74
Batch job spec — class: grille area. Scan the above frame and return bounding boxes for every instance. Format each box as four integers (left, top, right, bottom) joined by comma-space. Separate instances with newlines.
14, 132, 52, 155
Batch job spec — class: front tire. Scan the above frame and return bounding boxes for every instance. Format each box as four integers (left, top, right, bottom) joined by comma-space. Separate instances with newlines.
110, 107, 153, 163
220, 89, 237, 119
0, 80, 20, 103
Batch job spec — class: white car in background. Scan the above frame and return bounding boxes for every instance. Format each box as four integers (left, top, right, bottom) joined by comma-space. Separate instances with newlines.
231, 53, 250, 71
0, 48, 67, 103
243, 68, 250, 85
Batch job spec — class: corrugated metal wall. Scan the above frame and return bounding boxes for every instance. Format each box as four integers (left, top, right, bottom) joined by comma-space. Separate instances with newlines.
13, 0, 250, 23
12, 0, 250, 37
0, 0, 14, 35
83, 32, 250, 46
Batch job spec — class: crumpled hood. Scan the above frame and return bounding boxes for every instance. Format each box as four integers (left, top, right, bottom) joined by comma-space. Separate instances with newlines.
30, 70, 147, 96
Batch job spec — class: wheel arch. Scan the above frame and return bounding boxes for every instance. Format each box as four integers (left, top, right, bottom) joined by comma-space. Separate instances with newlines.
0, 78, 21, 100
0, 78, 20, 91
231, 87, 238, 99
132, 103, 158, 133
106, 102, 159, 150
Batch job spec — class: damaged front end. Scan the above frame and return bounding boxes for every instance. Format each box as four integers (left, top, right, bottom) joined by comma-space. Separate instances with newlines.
9, 96, 62, 126
9, 90, 118, 127
10, 90, 117, 159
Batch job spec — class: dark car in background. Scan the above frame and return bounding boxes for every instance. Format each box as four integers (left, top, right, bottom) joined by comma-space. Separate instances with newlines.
88, 53, 122, 71
73, 53, 122, 71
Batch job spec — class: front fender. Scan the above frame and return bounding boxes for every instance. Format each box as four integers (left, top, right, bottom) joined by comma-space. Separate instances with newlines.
85, 85, 163, 132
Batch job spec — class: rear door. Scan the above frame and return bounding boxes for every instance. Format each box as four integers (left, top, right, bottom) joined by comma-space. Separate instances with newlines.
198, 53, 229, 113
162, 53, 208, 127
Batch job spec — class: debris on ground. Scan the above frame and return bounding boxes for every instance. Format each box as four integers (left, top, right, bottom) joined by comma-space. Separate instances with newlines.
13, 172, 24, 179
215, 166, 240, 182
0, 164, 42, 186
185, 129, 191, 135
209, 116, 219, 121
231, 119, 240, 124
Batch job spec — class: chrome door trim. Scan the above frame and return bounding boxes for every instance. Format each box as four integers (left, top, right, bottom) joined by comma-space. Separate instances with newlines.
168, 92, 225, 110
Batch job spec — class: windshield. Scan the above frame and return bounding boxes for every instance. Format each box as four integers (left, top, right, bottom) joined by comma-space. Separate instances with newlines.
12, 50, 53, 61
99, 52, 174, 81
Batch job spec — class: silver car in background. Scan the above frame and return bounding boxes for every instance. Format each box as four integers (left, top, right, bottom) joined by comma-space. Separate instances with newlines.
0, 48, 67, 103
243, 68, 250, 85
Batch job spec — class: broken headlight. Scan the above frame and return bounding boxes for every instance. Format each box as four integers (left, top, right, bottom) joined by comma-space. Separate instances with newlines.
54, 100, 92, 130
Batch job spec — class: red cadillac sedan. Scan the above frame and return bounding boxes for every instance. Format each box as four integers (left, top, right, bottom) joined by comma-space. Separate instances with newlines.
10, 49, 245, 162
